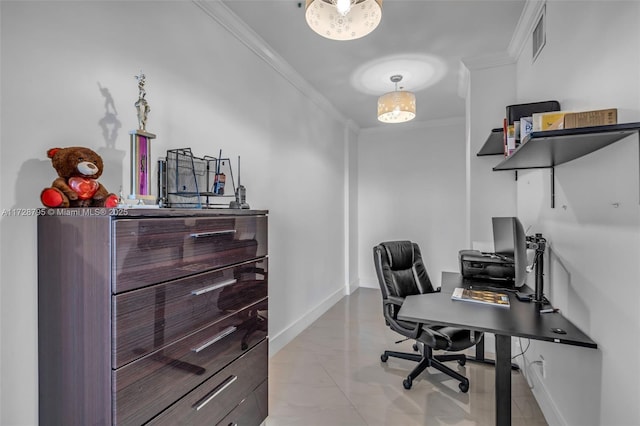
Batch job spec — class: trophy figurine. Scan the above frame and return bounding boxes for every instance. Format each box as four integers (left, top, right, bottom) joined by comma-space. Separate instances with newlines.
135, 72, 150, 131
129, 71, 157, 204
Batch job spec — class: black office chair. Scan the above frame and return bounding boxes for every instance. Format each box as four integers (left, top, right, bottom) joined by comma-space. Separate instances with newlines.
373, 241, 482, 392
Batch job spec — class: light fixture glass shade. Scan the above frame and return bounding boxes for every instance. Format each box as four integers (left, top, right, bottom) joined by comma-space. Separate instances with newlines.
305, 0, 383, 41
377, 90, 416, 123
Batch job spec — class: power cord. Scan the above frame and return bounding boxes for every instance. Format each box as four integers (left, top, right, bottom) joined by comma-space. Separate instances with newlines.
511, 336, 530, 362
511, 337, 537, 390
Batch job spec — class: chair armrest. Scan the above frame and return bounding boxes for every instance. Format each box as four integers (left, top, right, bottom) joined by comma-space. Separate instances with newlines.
386, 295, 404, 307
383, 298, 421, 339
419, 326, 450, 348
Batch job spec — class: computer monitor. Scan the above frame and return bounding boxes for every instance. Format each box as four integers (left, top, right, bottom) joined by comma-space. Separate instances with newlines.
492, 217, 528, 288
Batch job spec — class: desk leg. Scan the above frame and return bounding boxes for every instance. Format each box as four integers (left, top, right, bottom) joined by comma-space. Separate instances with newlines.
475, 336, 487, 361
495, 334, 511, 426
467, 335, 519, 371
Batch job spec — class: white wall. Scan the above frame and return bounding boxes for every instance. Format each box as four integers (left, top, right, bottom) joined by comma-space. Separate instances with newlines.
460, 56, 519, 354
357, 119, 467, 289
511, 2, 639, 425
0, 1, 351, 424
463, 57, 518, 249
346, 124, 360, 294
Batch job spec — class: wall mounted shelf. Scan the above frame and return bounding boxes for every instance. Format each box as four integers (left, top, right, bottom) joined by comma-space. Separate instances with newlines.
493, 122, 640, 171
482, 122, 640, 207
477, 128, 504, 156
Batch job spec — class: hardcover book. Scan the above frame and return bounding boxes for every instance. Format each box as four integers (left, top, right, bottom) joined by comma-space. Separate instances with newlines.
451, 287, 510, 308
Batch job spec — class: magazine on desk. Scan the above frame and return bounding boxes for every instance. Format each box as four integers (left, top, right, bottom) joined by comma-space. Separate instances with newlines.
451, 287, 510, 308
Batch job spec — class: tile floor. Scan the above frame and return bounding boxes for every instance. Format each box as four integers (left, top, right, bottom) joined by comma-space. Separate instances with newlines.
266, 288, 547, 426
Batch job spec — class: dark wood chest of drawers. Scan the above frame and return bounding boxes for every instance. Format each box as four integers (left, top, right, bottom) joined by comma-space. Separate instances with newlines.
38, 209, 268, 425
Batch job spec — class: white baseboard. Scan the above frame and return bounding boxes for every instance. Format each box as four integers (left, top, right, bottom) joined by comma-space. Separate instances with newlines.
347, 278, 360, 295
516, 357, 565, 426
268, 286, 345, 357
358, 277, 378, 289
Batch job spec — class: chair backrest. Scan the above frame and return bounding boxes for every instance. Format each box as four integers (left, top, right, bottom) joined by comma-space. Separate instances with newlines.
373, 241, 436, 300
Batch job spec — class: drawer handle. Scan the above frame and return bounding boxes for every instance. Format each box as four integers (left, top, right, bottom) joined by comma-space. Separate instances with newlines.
190, 230, 236, 238
193, 375, 238, 411
191, 326, 237, 353
191, 279, 237, 296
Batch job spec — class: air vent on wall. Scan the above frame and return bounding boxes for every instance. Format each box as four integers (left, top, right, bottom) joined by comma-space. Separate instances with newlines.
532, 5, 546, 62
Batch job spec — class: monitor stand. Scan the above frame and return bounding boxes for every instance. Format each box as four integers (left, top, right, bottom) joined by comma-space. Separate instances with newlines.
514, 233, 549, 305
531, 233, 548, 304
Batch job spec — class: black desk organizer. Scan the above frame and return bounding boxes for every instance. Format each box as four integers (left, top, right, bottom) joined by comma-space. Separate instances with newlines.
163, 148, 235, 208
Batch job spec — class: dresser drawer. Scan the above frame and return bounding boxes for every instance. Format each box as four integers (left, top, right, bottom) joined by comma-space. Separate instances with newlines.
112, 215, 267, 293
113, 259, 267, 368
146, 340, 268, 426
113, 301, 268, 425
216, 379, 267, 426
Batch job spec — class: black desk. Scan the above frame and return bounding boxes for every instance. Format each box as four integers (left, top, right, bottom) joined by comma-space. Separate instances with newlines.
397, 272, 597, 426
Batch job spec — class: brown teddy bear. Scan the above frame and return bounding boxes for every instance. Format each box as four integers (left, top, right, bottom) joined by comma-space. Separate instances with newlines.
40, 146, 118, 208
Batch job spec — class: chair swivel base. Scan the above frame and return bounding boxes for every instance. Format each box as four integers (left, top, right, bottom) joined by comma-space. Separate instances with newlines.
380, 350, 470, 393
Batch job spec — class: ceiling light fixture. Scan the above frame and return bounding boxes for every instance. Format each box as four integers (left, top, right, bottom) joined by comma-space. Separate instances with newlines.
377, 75, 416, 124
305, 0, 383, 41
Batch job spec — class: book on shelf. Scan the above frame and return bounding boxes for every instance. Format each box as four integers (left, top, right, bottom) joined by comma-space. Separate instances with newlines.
502, 118, 508, 156
451, 287, 510, 308
533, 111, 570, 131
563, 108, 617, 129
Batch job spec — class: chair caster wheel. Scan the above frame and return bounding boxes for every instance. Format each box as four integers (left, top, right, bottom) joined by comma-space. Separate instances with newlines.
403, 377, 412, 390
380, 354, 388, 362
459, 381, 469, 393
458, 358, 466, 366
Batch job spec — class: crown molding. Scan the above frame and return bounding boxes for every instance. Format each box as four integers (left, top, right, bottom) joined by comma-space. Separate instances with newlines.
192, 0, 357, 131
459, 0, 547, 72
461, 51, 515, 71
507, 0, 547, 60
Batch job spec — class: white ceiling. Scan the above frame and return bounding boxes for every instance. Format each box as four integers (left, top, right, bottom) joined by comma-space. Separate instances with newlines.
218, 0, 526, 129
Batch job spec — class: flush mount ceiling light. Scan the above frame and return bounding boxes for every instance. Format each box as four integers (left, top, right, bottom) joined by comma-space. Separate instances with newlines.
377, 75, 416, 124
305, 0, 383, 41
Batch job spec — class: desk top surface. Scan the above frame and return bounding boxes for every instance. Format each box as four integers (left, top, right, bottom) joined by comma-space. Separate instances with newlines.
397, 272, 597, 349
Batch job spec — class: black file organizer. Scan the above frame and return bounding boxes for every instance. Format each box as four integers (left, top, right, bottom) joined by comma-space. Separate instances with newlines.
163, 148, 235, 208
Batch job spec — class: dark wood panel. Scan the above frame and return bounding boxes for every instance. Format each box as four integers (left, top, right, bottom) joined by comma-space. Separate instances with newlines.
254, 378, 269, 422
114, 208, 268, 218
215, 386, 263, 426
38, 215, 112, 425
113, 215, 267, 293
113, 259, 268, 368
113, 301, 268, 425
38, 210, 268, 426
146, 340, 268, 426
